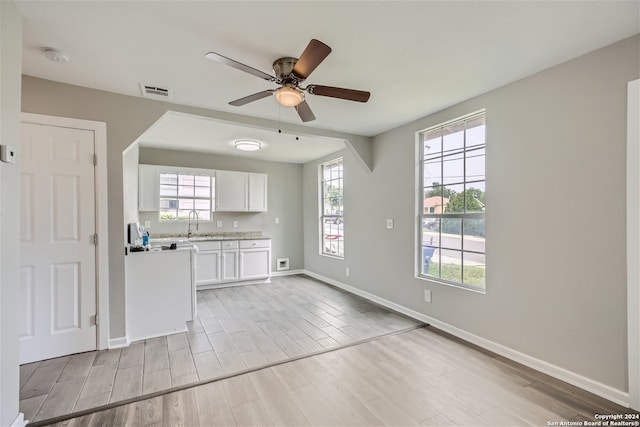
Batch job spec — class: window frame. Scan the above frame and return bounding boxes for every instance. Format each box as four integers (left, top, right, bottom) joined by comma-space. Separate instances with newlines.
417, 111, 486, 292
158, 171, 214, 222
319, 157, 344, 259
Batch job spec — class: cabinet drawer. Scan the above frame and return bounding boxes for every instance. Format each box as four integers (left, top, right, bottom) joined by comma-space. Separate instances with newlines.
194, 241, 221, 251
221, 240, 239, 250
240, 239, 271, 249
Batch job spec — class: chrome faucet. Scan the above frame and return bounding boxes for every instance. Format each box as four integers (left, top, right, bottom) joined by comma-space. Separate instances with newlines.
187, 210, 199, 238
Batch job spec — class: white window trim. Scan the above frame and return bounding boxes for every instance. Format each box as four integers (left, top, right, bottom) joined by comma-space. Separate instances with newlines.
415, 110, 486, 293
319, 158, 344, 259
158, 169, 214, 222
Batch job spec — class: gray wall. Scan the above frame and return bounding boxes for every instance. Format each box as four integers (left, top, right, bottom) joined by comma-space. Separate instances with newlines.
21, 76, 366, 340
1, 1, 22, 424
139, 148, 304, 271
304, 35, 639, 392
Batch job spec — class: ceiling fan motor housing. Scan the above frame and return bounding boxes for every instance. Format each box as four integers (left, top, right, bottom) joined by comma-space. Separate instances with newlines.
272, 57, 300, 84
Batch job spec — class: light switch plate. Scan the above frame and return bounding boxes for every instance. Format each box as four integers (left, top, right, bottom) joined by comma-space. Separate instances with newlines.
386, 219, 394, 229
144, 221, 151, 229
233, 221, 238, 228
216, 220, 223, 228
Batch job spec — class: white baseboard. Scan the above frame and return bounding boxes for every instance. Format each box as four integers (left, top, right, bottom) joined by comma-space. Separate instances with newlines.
108, 335, 129, 349
302, 270, 630, 408
270, 269, 305, 277
11, 412, 26, 427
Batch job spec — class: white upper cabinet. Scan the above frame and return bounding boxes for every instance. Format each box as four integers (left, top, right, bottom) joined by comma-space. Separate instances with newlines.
138, 164, 160, 211
248, 173, 268, 212
216, 171, 267, 212
216, 170, 248, 212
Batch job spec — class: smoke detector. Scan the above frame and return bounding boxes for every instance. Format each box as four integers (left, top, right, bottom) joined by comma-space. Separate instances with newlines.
43, 48, 70, 64
140, 83, 173, 101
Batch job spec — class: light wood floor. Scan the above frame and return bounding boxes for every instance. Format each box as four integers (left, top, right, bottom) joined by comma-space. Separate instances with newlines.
36, 326, 634, 427
20, 275, 420, 423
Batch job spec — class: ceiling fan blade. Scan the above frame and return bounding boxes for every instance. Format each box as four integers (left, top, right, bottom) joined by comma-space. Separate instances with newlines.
307, 85, 371, 103
295, 100, 316, 122
229, 90, 274, 106
292, 39, 332, 80
205, 52, 275, 81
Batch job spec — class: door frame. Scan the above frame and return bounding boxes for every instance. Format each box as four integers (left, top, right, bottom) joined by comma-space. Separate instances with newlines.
627, 79, 639, 411
20, 113, 110, 352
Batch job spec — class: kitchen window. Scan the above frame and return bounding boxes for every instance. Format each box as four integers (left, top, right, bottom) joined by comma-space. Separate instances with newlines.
418, 111, 486, 291
159, 173, 213, 221
320, 158, 344, 258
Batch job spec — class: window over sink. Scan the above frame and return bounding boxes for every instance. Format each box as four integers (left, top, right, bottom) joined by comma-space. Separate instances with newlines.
159, 172, 214, 221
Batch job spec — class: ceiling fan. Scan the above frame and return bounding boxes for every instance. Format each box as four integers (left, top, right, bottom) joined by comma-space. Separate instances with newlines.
205, 39, 370, 122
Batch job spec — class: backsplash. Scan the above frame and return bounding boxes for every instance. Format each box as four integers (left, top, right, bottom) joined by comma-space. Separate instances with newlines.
139, 211, 270, 237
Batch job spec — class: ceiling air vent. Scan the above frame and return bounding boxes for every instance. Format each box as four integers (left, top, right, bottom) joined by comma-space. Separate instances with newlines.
140, 83, 172, 101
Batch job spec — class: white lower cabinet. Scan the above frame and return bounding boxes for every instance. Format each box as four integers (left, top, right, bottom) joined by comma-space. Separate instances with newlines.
195, 241, 221, 286
195, 239, 271, 289
240, 240, 272, 280
221, 241, 240, 282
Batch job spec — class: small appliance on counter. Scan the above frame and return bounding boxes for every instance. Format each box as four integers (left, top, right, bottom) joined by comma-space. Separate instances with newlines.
127, 222, 147, 252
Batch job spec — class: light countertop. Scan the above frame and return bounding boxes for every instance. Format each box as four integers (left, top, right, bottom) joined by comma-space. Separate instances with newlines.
150, 231, 271, 243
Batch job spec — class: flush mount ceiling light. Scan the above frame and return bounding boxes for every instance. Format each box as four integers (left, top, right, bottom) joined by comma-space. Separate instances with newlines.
43, 48, 70, 64
274, 85, 304, 107
234, 139, 262, 152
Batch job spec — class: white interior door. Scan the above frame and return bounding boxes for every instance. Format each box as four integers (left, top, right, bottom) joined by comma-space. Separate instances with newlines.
20, 122, 97, 364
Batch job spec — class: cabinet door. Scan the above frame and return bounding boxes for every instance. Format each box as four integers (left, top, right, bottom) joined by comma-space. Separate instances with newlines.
248, 173, 268, 212
216, 171, 247, 212
221, 250, 239, 282
195, 250, 220, 286
138, 164, 160, 211
239, 248, 271, 280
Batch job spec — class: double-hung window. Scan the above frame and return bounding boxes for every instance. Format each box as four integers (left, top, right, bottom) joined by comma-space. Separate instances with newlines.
320, 158, 344, 258
419, 112, 486, 291
159, 172, 213, 221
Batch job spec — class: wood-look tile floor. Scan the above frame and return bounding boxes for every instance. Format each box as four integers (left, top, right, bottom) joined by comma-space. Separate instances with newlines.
39, 326, 634, 427
19, 275, 421, 424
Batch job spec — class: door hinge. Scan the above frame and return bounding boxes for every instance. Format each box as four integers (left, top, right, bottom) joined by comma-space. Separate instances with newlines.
93, 154, 97, 166
93, 233, 98, 245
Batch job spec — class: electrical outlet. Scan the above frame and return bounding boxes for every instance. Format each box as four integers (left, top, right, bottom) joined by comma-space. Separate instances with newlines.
346, 267, 350, 277
275, 217, 280, 224
233, 220, 238, 228
386, 219, 394, 229
216, 220, 222, 228
144, 221, 151, 229
424, 289, 432, 303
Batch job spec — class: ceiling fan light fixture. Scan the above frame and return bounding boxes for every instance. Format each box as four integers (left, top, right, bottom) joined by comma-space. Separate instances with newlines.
274, 86, 304, 107
234, 139, 262, 152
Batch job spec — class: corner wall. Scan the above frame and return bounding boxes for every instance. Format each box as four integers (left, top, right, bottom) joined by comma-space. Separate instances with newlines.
0, 1, 23, 425
304, 35, 640, 397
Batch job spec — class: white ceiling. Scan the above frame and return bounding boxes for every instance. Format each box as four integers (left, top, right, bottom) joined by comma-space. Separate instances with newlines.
16, 1, 639, 159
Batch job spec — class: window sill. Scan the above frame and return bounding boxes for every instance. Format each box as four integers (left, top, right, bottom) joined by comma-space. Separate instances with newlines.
320, 253, 344, 260
415, 274, 486, 294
